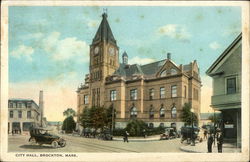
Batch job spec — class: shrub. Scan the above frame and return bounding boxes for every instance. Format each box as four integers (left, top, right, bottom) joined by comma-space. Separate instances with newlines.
125, 119, 148, 137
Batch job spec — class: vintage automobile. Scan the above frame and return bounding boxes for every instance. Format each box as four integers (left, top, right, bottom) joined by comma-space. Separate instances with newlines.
160, 127, 179, 140
29, 127, 66, 148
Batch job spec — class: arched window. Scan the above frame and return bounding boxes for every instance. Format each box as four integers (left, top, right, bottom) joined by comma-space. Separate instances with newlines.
171, 107, 177, 118
130, 107, 137, 118
149, 123, 154, 128
159, 107, 165, 118
171, 68, 177, 75
149, 107, 154, 119
160, 70, 167, 77
160, 123, 164, 127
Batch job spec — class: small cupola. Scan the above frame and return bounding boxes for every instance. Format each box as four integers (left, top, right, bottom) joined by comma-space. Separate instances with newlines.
167, 53, 171, 60
122, 51, 128, 64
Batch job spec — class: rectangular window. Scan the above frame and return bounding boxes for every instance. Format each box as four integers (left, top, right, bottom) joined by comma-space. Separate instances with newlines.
227, 77, 236, 94
171, 85, 177, 98
9, 102, 13, 108
84, 95, 89, 104
184, 86, 187, 98
18, 111, 22, 118
193, 88, 199, 100
27, 111, 31, 119
160, 87, 165, 99
130, 89, 137, 100
149, 88, 154, 100
110, 90, 117, 101
10, 111, 13, 118
18, 103, 22, 108
27, 103, 32, 108
92, 89, 96, 106
97, 88, 100, 106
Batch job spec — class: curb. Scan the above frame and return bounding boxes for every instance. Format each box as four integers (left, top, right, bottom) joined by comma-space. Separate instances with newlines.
113, 138, 161, 142
179, 146, 203, 153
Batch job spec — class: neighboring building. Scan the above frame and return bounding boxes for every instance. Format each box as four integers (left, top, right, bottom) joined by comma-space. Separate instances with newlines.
199, 112, 221, 126
77, 13, 201, 130
8, 91, 44, 133
206, 33, 241, 147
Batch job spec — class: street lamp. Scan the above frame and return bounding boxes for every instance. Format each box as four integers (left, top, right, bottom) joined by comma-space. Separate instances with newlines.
190, 108, 195, 146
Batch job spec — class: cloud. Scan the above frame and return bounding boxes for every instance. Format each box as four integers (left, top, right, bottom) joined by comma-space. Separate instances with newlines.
87, 20, 99, 28
9, 78, 79, 121
209, 41, 221, 50
24, 32, 44, 40
157, 24, 191, 42
41, 32, 89, 62
223, 25, 241, 37
10, 45, 34, 62
129, 56, 156, 65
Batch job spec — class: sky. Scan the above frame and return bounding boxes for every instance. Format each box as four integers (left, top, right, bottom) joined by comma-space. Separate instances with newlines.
8, 6, 241, 121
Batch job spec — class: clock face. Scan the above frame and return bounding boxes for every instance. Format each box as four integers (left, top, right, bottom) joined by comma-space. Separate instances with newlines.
94, 46, 99, 55
109, 47, 115, 56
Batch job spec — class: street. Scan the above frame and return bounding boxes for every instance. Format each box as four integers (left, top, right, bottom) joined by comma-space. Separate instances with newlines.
8, 134, 184, 153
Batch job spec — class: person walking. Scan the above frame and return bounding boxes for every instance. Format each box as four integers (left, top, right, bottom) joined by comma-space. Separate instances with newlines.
217, 132, 223, 153
203, 129, 208, 140
207, 133, 214, 153
143, 129, 147, 138
123, 131, 129, 143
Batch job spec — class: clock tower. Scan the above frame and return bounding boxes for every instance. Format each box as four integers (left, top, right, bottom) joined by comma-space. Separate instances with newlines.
89, 12, 119, 107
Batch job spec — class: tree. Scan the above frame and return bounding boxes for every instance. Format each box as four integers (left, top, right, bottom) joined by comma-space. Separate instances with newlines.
63, 108, 76, 117
180, 103, 198, 126
79, 108, 91, 128
62, 116, 76, 133
89, 106, 107, 130
106, 105, 115, 130
208, 113, 221, 123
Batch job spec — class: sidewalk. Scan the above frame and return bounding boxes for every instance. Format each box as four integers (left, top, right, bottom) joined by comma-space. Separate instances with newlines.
180, 140, 241, 153
113, 135, 161, 142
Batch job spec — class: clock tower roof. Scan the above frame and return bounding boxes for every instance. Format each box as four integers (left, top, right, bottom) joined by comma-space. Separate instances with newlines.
92, 13, 117, 45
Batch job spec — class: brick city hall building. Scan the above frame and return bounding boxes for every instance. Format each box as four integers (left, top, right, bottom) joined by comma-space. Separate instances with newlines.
77, 13, 201, 130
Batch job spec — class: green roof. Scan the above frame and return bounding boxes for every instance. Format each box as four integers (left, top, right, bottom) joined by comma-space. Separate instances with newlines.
92, 13, 116, 45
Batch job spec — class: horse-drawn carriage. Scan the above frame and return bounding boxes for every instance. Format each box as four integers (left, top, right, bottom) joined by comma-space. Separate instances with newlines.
180, 126, 202, 144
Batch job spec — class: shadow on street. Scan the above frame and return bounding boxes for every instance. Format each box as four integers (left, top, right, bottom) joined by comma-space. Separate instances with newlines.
19, 144, 54, 149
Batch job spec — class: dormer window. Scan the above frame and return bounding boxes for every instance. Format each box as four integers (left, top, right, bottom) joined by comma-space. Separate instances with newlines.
160, 70, 167, 77
171, 68, 177, 75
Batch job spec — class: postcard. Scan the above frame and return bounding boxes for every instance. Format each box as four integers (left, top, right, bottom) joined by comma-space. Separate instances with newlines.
1, 1, 249, 161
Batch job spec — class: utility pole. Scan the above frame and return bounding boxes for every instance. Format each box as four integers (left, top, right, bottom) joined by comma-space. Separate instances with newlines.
191, 108, 195, 146
111, 105, 114, 135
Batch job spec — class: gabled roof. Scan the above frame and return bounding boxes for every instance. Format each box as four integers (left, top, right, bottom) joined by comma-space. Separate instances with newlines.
114, 64, 144, 77
141, 59, 166, 76
92, 13, 116, 45
206, 33, 242, 75
113, 58, 195, 79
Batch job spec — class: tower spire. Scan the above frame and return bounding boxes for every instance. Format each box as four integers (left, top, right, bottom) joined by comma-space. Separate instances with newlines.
92, 10, 116, 45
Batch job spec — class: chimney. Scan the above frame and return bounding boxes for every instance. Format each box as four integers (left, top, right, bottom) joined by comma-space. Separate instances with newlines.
167, 53, 171, 60
39, 90, 44, 127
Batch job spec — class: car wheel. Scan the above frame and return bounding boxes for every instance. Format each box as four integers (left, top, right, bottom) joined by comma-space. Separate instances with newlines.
52, 141, 58, 148
60, 141, 66, 147
29, 138, 36, 145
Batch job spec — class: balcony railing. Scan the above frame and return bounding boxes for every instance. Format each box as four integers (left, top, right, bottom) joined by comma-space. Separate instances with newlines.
211, 93, 241, 106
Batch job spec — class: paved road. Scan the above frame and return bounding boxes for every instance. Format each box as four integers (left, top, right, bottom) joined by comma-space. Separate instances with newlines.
8, 134, 184, 152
